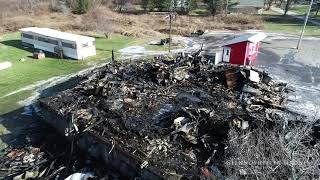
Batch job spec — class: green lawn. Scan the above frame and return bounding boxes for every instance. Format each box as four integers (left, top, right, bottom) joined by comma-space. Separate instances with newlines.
0, 32, 150, 114
261, 10, 320, 36
290, 5, 309, 14
290, 5, 320, 18
191, 7, 209, 15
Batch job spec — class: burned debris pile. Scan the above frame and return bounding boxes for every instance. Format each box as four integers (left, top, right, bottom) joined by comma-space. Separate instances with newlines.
40, 54, 289, 179
1, 146, 47, 179
0, 123, 113, 179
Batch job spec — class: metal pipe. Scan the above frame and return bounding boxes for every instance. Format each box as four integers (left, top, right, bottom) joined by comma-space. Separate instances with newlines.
297, 0, 314, 49
225, 0, 229, 16
169, 14, 172, 53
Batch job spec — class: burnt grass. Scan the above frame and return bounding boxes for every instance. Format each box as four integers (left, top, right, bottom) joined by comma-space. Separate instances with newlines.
36, 52, 299, 179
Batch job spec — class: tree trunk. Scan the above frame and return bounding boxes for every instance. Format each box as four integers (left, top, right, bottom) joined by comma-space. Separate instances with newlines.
212, 0, 218, 16
211, 8, 216, 16
284, 0, 290, 16
28, 0, 33, 11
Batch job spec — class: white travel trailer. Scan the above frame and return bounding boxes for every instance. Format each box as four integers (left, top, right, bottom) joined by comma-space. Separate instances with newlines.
19, 27, 96, 60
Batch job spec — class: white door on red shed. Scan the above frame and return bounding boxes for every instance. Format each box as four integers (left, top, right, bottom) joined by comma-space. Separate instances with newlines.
223, 47, 231, 63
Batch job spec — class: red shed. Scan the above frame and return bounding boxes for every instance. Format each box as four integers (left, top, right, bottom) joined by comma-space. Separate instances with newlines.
222, 33, 266, 65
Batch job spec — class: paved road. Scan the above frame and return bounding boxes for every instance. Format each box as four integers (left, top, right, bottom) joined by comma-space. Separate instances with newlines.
271, 6, 320, 26
259, 33, 320, 119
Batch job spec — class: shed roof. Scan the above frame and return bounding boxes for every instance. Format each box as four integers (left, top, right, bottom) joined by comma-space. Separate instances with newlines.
223, 32, 266, 46
19, 27, 95, 43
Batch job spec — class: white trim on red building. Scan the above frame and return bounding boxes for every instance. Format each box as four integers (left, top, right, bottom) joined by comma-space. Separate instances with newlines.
223, 32, 267, 46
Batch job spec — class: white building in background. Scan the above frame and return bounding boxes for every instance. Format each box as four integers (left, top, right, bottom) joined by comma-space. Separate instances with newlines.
238, 0, 264, 7
19, 27, 96, 60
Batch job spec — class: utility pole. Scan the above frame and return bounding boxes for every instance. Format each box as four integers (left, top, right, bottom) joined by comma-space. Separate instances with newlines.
297, 0, 314, 49
112, 49, 115, 67
225, 0, 229, 16
168, 0, 175, 54
169, 13, 172, 53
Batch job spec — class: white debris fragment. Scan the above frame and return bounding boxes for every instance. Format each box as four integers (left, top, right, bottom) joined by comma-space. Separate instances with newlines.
0, 61, 12, 71
242, 121, 249, 130
173, 117, 186, 127
65, 172, 95, 180
249, 70, 260, 83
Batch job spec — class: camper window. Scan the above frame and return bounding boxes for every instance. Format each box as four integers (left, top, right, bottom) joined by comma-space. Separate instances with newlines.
38, 37, 47, 43
37, 37, 58, 45
62, 42, 76, 49
48, 39, 59, 45
22, 33, 34, 39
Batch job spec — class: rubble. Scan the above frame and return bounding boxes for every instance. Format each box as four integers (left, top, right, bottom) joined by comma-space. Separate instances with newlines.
0, 123, 117, 179
191, 30, 205, 37
149, 38, 171, 46
38, 52, 290, 179
32, 51, 46, 60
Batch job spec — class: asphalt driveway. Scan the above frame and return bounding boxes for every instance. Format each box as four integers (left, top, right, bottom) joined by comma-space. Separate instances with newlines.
258, 33, 320, 119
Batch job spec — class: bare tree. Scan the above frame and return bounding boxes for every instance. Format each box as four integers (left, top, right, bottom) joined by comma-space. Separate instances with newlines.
204, 0, 224, 16
278, 0, 286, 9
67, 0, 104, 14
283, 0, 294, 16
264, 0, 275, 10
313, 2, 319, 16
27, 0, 34, 11
141, 0, 149, 11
